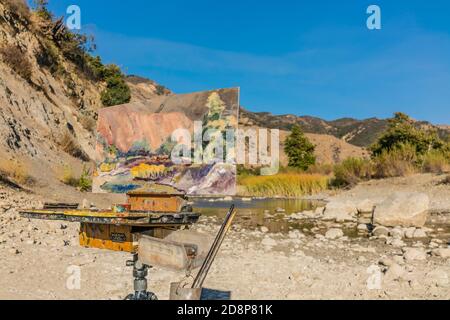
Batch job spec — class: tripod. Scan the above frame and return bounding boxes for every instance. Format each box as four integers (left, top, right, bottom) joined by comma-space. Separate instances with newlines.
125, 253, 158, 300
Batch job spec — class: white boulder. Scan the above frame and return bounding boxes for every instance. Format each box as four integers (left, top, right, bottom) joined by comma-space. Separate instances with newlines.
322, 200, 357, 222
373, 192, 429, 227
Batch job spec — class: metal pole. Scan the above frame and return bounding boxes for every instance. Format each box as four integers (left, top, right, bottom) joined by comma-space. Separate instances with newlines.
192, 205, 236, 289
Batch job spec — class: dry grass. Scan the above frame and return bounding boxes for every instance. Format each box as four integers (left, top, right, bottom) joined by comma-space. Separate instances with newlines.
333, 158, 373, 187
0, 44, 32, 81
306, 163, 334, 176
238, 173, 329, 198
3, 0, 31, 22
421, 151, 450, 174
0, 159, 34, 186
59, 165, 92, 192
372, 144, 418, 178
442, 175, 450, 185
59, 132, 89, 161
79, 115, 96, 132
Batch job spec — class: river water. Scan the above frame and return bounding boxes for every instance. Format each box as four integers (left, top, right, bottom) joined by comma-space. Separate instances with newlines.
191, 198, 326, 233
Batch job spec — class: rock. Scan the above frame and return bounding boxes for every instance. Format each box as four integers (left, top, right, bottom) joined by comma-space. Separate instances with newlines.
275, 208, 285, 213
355, 199, 375, 212
373, 192, 429, 227
260, 226, 269, 233
314, 207, 325, 215
357, 256, 367, 262
241, 198, 252, 202
393, 255, 405, 265
223, 196, 233, 201
322, 200, 357, 222
432, 248, 450, 258
8, 248, 20, 255
403, 248, 427, 262
379, 258, 395, 267
315, 234, 325, 240
389, 228, 404, 239
261, 237, 277, 247
288, 230, 302, 239
357, 224, 368, 232
384, 263, 405, 281
425, 269, 449, 288
373, 226, 389, 237
325, 228, 344, 240
389, 238, 406, 248
404, 227, 416, 239
412, 229, 427, 238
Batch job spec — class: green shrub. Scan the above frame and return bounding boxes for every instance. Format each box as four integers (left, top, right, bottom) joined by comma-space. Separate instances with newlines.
78, 167, 92, 192
237, 165, 259, 177
333, 158, 373, 187
60, 165, 92, 192
371, 112, 444, 157
0, 44, 32, 81
32, 0, 52, 20
100, 64, 131, 106
155, 85, 167, 96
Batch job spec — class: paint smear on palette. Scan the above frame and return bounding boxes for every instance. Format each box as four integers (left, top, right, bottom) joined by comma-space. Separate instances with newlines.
93, 88, 239, 196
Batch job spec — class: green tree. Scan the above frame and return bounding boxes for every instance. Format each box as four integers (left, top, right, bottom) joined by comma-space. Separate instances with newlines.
284, 125, 316, 170
100, 64, 131, 107
33, 0, 52, 20
371, 112, 444, 156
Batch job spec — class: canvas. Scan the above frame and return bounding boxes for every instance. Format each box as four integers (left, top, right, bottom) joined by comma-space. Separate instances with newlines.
93, 88, 239, 196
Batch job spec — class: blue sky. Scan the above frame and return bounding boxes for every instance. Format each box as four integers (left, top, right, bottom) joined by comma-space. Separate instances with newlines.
44, 0, 450, 124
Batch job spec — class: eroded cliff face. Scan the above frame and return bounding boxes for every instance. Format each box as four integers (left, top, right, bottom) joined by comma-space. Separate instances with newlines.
0, 2, 161, 190
0, 2, 100, 182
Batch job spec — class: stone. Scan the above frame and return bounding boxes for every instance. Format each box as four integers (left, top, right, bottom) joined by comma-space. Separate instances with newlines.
288, 230, 300, 239
432, 248, 450, 258
390, 238, 406, 248
275, 208, 286, 213
357, 224, 369, 232
261, 237, 277, 247
223, 196, 233, 201
379, 258, 395, 267
260, 226, 269, 233
389, 228, 404, 239
355, 199, 375, 213
373, 226, 389, 237
322, 200, 357, 222
373, 192, 429, 227
404, 227, 416, 239
403, 248, 427, 262
384, 264, 405, 281
325, 228, 344, 240
412, 229, 427, 238
425, 269, 449, 288
314, 207, 325, 215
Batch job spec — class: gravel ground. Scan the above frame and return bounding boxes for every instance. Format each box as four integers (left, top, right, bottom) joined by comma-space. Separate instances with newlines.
1, 175, 449, 300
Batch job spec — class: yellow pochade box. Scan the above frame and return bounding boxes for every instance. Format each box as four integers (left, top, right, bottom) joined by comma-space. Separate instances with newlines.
79, 223, 138, 252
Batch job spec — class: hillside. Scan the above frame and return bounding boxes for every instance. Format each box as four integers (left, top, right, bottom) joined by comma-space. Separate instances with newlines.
0, 1, 162, 199
240, 108, 450, 147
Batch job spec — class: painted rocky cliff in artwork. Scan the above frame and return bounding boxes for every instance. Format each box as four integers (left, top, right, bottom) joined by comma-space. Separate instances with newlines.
93, 88, 239, 195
